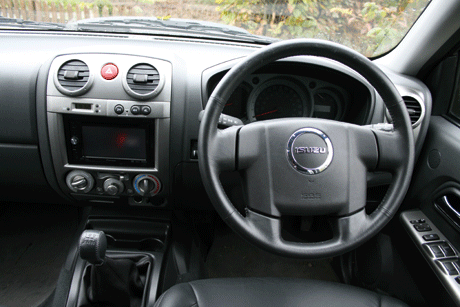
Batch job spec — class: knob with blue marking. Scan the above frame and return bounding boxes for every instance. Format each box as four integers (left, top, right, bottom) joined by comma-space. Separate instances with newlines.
133, 174, 161, 196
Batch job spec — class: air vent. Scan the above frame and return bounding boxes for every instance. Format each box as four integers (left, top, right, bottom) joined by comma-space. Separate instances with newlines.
385, 95, 424, 129
402, 96, 423, 128
55, 60, 92, 96
124, 63, 162, 100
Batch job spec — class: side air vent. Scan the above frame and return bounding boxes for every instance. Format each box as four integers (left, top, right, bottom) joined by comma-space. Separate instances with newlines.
386, 95, 424, 129
403, 96, 424, 128
124, 63, 162, 100
55, 60, 93, 96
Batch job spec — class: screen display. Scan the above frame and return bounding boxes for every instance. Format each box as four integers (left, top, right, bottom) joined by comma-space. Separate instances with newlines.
81, 125, 147, 161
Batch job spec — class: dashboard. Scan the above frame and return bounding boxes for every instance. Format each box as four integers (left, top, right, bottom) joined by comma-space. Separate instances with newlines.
0, 31, 431, 208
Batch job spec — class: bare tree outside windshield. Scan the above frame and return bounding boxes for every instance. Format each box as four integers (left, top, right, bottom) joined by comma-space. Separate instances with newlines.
0, 0, 430, 57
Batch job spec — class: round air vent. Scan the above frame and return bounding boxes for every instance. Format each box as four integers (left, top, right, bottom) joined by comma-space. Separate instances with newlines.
402, 96, 424, 128
54, 60, 93, 96
123, 63, 163, 100
385, 95, 424, 129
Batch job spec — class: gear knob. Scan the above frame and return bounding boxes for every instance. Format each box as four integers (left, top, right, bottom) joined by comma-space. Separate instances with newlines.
79, 230, 107, 265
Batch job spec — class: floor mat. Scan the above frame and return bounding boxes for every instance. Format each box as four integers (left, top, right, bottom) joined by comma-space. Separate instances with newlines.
205, 225, 340, 281
0, 202, 79, 307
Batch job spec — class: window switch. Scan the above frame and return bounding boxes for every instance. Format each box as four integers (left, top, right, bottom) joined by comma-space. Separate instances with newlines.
440, 261, 459, 276
414, 224, 432, 232
428, 245, 444, 258
423, 234, 440, 241
441, 244, 456, 257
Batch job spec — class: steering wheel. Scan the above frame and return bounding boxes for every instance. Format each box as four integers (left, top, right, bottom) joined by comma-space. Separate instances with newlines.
198, 39, 414, 258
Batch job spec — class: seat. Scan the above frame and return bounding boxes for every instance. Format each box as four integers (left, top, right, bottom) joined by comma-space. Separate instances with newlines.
153, 278, 409, 307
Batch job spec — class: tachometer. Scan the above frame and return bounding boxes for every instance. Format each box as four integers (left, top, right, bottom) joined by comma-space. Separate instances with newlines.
221, 82, 252, 119
247, 79, 310, 122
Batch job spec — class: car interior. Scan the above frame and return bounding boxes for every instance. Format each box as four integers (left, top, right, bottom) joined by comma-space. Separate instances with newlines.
3, 0, 460, 306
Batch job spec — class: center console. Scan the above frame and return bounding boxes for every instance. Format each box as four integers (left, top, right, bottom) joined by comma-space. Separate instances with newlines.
46, 53, 171, 206
44, 53, 174, 306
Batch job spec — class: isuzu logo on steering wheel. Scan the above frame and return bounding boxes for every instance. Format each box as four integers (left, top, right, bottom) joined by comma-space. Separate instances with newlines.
287, 128, 333, 175
294, 146, 327, 154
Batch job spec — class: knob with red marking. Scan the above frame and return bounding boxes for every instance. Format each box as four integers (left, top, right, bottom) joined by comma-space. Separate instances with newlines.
133, 174, 161, 197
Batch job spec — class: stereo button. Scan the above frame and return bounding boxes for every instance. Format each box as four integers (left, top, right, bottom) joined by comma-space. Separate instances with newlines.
131, 105, 141, 115
114, 104, 124, 114
141, 106, 151, 115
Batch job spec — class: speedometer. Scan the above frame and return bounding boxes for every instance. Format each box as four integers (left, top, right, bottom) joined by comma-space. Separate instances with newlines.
247, 79, 310, 122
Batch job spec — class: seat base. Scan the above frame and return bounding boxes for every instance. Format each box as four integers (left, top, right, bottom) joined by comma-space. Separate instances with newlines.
154, 278, 409, 307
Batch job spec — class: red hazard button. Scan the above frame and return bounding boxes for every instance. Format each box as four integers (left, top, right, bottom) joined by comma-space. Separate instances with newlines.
101, 63, 118, 80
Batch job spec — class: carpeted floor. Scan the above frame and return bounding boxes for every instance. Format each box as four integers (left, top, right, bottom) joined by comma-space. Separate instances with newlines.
205, 224, 340, 281
0, 202, 79, 307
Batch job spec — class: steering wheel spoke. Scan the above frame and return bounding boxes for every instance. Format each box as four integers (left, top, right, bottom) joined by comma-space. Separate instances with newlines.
332, 209, 370, 243
371, 129, 409, 172
244, 209, 372, 259
206, 126, 240, 173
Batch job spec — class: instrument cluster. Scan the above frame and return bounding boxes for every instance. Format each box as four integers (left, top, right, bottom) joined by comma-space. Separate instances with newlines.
213, 73, 350, 124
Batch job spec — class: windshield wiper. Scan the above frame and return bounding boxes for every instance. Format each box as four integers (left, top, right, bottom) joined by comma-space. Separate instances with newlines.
0, 17, 65, 30
67, 18, 278, 44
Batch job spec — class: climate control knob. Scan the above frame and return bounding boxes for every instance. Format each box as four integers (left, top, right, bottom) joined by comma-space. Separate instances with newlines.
66, 170, 94, 193
103, 178, 124, 196
133, 174, 161, 197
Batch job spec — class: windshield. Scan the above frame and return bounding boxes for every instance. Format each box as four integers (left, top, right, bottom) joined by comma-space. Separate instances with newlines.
0, 0, 431, 57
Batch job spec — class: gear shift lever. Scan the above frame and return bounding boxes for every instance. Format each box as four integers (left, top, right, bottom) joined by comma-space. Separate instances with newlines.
79, 230, 107, 265
78, 230, 146, 307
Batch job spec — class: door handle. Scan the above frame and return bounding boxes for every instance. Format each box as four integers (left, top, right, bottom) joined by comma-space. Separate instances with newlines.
435, 192, 460, 229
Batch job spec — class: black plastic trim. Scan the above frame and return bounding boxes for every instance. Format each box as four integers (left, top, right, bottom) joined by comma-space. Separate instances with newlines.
36, 55, 74, 202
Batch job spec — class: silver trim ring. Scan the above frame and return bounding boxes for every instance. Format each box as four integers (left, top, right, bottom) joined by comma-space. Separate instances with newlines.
53, 59, 94, 97
287, 128, 333, 175
122, 63, 165, 100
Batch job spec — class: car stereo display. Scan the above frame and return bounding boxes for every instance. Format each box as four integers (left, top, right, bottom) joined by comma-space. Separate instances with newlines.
65, 116, 154, 167
81, 126, 147, 161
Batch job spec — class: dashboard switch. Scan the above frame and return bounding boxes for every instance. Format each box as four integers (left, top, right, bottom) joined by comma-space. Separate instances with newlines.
101, 63, 118, 80
130, 105, 141, 115
141, 106, 151, 115
114, 104, 124, 114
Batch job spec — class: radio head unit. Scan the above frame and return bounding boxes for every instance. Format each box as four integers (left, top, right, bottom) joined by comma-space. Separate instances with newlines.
65, 116, 155, 167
